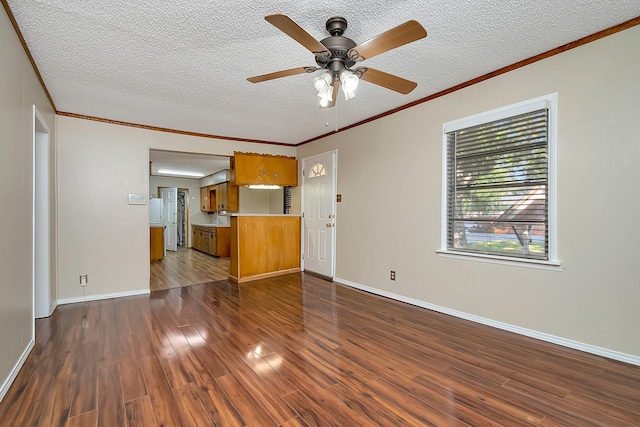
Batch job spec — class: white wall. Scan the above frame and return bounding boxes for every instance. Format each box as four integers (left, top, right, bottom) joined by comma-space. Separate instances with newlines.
296, 26, 640, 360
0, 7, 56, 399
56, 116, 295, 300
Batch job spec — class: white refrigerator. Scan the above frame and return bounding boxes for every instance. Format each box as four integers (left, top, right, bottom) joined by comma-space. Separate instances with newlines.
149, 198, 163, 224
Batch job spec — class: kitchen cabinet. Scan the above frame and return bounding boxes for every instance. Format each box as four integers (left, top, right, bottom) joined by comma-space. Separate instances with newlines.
200, 183, 237, 212
192, 225, 230, 257
209, 227, 230, 257
199, 185, 216, 212
215, 182, 228, 211
200, 187, 211, 211
227, 183, 239, 211
150, 226, 165, 261
229, 215, 301, 283
231, 152, 297, 187
192, 227, 201, 250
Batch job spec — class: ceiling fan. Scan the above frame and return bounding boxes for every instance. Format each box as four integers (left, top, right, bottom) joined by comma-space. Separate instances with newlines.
247, 14, 427, 108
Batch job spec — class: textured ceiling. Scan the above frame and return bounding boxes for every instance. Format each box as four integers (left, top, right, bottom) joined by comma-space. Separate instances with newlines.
7, 1, 640, 145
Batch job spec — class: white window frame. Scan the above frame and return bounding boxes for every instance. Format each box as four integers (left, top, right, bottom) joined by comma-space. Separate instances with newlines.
438, 93, 560, 270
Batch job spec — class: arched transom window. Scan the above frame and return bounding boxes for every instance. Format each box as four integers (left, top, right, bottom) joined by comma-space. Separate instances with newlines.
309, 162, 326, 178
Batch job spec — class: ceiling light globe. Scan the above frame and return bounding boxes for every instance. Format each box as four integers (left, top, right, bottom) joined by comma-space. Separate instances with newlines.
314, 77, 329, 93
342, 73, 359, 92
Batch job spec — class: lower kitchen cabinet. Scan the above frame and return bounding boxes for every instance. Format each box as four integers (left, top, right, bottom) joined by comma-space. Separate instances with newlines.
192, 225, 230, 257
150, 226, 165, 261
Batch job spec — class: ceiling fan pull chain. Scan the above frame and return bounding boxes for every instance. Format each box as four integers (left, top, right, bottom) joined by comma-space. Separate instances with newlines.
335, 98, 338, 132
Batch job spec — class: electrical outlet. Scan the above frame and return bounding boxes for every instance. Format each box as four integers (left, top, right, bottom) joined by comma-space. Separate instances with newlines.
79, 274, 88, 287
390, 270, 396, 281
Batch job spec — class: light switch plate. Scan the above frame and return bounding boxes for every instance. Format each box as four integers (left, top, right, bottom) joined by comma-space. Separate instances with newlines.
128, 193, 146, 205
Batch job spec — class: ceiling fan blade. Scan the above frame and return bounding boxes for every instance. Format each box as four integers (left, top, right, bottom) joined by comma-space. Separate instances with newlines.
265, 14, 331, 58
348, 20, 427, 62
320, 80, 340, 109
247, 67, 317, 83
355, 67, 417, 94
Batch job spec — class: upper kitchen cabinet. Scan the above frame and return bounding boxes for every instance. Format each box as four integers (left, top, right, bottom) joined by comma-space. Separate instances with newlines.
227, 183, 239, 211
231, 152, 297, 187
215, 182, 228, 211
200, 187, 210, 211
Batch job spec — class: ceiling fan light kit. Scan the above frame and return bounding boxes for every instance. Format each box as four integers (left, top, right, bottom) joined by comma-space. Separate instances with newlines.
247, 14, 427, 108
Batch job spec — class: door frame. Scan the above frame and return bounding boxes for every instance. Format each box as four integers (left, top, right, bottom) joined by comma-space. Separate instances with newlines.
159, 186, 190, 248
301, 149, 338, 278
33, 105, 54, 319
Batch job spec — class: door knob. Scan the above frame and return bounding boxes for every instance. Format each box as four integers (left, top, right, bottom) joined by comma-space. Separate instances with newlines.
326, 223, 331, 228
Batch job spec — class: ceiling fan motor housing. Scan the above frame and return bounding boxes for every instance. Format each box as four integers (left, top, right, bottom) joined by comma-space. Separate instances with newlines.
316, 17, 357, 71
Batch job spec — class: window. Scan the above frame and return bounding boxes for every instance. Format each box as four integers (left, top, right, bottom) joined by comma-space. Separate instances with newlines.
442, 94, 557, 264
309, 162, 326, 178
283, 186, 292, 214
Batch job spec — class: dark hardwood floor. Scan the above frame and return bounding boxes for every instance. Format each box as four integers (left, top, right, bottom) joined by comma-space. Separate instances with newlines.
1, 273, 640, 426
150, 249, 230, 292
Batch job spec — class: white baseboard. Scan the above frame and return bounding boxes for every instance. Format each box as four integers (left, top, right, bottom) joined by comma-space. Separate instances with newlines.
334, 276, 640, 367
0, 338, 35, 404
48, 301, 57, 317
57, 288, 150, 305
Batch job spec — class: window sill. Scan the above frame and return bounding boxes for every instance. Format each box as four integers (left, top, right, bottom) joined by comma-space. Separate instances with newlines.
436, 250, 562, 271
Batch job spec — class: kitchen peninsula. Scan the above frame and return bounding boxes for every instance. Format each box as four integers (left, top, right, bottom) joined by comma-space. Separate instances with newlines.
229, 213, 301, 283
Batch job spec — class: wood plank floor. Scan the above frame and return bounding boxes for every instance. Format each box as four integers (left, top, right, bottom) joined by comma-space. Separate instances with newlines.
2, 273, 640, 426
150, 249, 229, 291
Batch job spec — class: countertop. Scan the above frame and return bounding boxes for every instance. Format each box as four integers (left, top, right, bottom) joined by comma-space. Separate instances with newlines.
225, 213, 301, 217
191, 223, 230, 228
150, 223, 165, 228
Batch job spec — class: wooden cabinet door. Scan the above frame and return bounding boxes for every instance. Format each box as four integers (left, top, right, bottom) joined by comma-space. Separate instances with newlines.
208, 186, 217, 212
150, 227, 164, 261
200, 187, 209, 211
233, 152, 297, 186
217, 183, 228, 210
227, 184, 239, 211
208, 231, 217, 255
216, 227, 230, 257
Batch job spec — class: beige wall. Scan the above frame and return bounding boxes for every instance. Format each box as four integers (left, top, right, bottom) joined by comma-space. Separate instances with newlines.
297, 26, 640, 359
56, 116, 295, 300
238, 187, 285, 214
0, 7, 56, 396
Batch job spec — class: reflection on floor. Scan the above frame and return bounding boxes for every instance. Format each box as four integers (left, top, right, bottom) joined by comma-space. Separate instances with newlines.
150, 248, 230, 292
3, 273, 639, 425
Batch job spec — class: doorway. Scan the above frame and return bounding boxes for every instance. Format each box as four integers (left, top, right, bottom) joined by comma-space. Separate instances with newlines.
177, 189, 187, 249
302, 150, 337, 278
33, 106, 52, 319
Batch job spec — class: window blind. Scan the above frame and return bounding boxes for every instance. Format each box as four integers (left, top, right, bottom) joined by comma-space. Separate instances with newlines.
283, 186, 292, 214
446, 109, 549, 260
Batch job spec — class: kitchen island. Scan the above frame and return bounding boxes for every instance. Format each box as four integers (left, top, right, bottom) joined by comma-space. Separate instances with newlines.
228, 214, 301, 283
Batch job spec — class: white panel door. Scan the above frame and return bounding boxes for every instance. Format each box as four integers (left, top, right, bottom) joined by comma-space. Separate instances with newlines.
303, 151, 336, 278
160, 187, 178, 251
